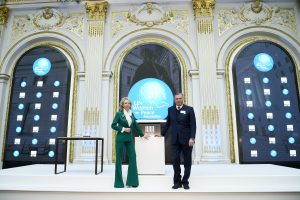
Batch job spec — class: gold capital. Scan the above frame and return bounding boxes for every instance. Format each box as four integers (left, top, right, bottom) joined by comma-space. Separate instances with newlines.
85, 1, 108, 21
0, 6, 9, 25
192, 0, 215, 17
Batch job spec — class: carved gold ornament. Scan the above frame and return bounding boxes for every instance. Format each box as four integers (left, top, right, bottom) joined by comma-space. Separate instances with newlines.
240, 1, 273, 25
127, 2, 173, 27
11, 11, 84, 42
0, 6, 9, 25
33, 8, 63, 29
85, 1, 108, 21
192, 0, 215, 17
218, 3, 297, 36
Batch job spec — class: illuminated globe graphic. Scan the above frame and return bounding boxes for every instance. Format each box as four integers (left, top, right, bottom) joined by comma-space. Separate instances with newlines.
253, 53, 274, 72
32, 58, 51, 76
128, 78, 174, 120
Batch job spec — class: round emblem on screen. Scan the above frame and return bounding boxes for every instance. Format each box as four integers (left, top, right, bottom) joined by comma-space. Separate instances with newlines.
13, 150, 20, 157
262, 77, 269, 83
265, 100, 272, 107
268, 125, 275, 132
18, 104, 24, 110
52, 103, 58, 109
50, 127, 56, 133
36, 92, 42, 98
32, 138, 38, 145
270, 150, 277, 157
34, 115, 40, 121
128, 78, 174, 120
16, 127, 22, 133
245, 89, 252, 96
250, 137, 256, 144
285, 112, 292, 119
253, 53, 274, 72
282, 89, 289, 95
48, 151, 55, 158
32, 58, 51, 76
21, 81, 27, 87
247, 113, 254, 119
288, 137, 295, 144
54, 81, 60, 87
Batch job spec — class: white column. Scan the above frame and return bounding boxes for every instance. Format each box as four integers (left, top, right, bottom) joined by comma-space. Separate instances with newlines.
188, 70, 202, 164
0, 74, 10, 168
193, 0, 226, 162
0, 6, 8, 61
100, 70, 113, 164
73, 1, 108, 162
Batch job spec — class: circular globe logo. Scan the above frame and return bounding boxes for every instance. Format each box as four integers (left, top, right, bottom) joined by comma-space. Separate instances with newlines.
128, 78, 174, 120
32, 58, 51, 76
253, 53, 274, 72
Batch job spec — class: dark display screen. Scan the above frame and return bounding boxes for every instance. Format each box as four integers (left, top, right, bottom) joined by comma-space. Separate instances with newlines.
233, 41, 300, 165
3, 46, 71, 168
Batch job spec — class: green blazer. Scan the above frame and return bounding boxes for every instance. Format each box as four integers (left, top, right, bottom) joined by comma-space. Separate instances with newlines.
111, 111, 144, 142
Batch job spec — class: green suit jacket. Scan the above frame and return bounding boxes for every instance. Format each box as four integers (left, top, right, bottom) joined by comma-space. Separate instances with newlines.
111, 111, 144, 142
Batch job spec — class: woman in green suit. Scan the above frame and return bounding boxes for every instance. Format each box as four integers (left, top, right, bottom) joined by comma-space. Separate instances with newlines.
111, 97, 146, 188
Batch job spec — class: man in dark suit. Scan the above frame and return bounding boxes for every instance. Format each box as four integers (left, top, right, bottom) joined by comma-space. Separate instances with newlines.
162, 93, 196, 190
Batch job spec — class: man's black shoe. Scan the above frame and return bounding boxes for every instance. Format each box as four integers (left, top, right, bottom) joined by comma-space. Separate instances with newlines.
183, 184, 190, 190
172, 183, 182, 189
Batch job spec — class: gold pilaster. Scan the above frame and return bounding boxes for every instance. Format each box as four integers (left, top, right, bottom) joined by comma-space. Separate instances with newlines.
85, 1, 108, 21
192, 0, 215, 18
0, 6, 9, 25
192, 0, 215, 34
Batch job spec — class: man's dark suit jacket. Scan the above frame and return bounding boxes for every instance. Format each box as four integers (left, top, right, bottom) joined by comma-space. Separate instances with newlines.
162, 104, 196, 145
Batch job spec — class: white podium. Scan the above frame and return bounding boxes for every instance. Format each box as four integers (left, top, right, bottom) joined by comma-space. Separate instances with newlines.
135, 136, 165, 174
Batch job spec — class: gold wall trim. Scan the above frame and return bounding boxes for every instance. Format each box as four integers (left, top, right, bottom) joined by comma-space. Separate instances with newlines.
88, 22, 103, 37
84, 107, 100, 126
225, 36, 300, 163
111, 39, 189, 162
192, 0, 215, 17
0, 6, 9, 25
0, 41, 79, 163
85, 1, 108, 21
127, 2, 173, 28
202, 105, 219, 127
197, 18, 213, 34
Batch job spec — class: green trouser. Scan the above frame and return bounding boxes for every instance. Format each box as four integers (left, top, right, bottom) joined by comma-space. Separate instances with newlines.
114, 141, 139, 188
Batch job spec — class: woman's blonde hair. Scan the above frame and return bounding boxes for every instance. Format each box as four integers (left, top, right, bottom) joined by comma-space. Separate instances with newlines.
119, 97, 131, 111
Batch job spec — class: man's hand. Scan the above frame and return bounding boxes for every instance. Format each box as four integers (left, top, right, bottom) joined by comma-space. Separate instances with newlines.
188, 138, 195, 147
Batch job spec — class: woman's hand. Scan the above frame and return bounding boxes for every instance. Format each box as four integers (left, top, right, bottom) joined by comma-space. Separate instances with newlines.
143, 133, 150, 139
124, 128, 131, 133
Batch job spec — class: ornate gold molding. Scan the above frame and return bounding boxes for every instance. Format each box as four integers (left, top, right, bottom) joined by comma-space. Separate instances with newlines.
33, 8, 63, 30
251, 0, 263, 14
240, 1, 273, 25
127, 2, 173, 28
112, 10, 188, 37
85, 1, 108, 21
84, 107, 100, 126
88, 22, 103, 37
197, 18, 213, 34
218, 5, 297, 36
202, 105, 219, 127
192, 0, 215, 17
11, 11, 84, 42
0, 6, 9, 25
